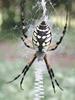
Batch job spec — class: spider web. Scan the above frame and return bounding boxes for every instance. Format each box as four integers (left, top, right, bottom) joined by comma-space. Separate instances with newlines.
0, 0, 67, 100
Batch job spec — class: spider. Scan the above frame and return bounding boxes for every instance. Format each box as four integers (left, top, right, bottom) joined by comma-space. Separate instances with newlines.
8, 0, 68, 93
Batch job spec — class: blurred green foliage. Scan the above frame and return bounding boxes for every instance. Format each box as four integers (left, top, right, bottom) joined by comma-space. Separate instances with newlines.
0, 0, 75, 32
0, 1, 75, 100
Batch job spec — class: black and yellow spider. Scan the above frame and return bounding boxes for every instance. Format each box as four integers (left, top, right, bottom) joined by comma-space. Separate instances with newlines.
8, 0, 68, 93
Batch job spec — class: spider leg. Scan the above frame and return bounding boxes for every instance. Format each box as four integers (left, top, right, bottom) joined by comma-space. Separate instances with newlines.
44, 54, 62, 92
50, 68, 63, 90
7, 65, 27, 83
48, 10, 68, 51
48, 68, 56, 93
19, 53, 37, 89
20, 0, 28, 38
20, 1, 34, 49
7, 53, 37, 90
44, 54, 56, 92
20, 65, 29, 90
21, 36, 33, 49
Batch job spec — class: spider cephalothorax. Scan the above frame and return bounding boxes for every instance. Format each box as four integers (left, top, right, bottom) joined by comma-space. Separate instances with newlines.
8, 0, 68, 93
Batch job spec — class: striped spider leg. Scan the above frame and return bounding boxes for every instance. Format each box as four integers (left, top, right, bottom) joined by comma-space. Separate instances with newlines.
7, 53, 37, 90
47, 10, 68, 51
44, 54, 63, 93
20, 0, 27, 38
43, 11, 68, 92
20, 0, 33, 49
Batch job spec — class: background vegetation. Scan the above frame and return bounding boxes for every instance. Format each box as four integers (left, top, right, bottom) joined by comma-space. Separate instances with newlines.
0, 0, 75, 35
0, 0, 75, 100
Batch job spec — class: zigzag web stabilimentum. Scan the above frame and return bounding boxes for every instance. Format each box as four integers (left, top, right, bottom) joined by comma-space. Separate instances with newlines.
33, 0, 56, 100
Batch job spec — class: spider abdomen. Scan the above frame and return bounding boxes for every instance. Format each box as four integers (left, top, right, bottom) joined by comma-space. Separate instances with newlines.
32, 21, 52, 52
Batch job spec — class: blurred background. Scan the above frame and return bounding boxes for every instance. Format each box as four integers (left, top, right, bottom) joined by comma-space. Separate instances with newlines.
0, 0, 75, 100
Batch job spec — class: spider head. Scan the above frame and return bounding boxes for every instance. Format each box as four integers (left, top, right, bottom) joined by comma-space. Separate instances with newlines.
40, 21, 46, 25
39, 21, 47, 30
32, 21, 52, 52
